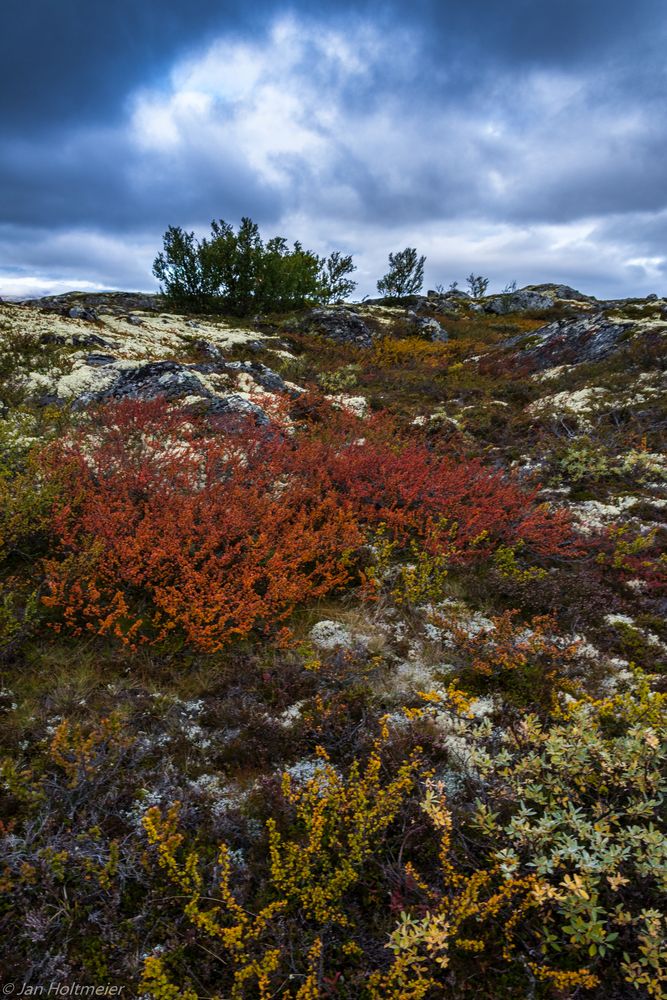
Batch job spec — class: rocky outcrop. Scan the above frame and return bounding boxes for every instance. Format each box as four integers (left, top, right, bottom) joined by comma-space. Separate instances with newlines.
299, 306, 373, 347
483, 289, 553, 315
68, 305, 99, 322
40, 330, 112, 349
525, 283, 593, 303
21, 290, 162, 316
41, 355, 295, 424
406, 311, 449, 341
512, 313, 634, 369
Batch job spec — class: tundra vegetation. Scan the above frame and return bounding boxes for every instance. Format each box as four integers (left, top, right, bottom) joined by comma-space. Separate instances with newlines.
0, 247, 665, 999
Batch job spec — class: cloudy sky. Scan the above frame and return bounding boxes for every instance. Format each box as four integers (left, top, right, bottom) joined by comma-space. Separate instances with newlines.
1, 0, 666, 299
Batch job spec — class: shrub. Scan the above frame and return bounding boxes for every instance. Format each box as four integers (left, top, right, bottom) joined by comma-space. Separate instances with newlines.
153, 217, 355, 314
444, 609, 581, 711
466, 274, 490, 299
37, 398, 576, 651
138, 685, 665, 999
377, 248, 426, 297
467, 680, 667, 997
141, 722, 422, 998
319, 249, 357, 303
40, 401, 363, 650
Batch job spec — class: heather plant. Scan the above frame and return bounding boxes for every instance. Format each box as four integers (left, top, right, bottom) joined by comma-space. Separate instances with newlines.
0, 585, 40, 656
595, 525, 666, 593
383, 676, 667, 996
140, 722, 423, 998
317, 363, 361, 393
554, 437, 612, 483
467, 679, 667, 997
0, 443, 68, 568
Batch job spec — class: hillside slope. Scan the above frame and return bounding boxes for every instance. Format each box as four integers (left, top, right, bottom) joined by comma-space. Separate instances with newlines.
0, 286, 665, 998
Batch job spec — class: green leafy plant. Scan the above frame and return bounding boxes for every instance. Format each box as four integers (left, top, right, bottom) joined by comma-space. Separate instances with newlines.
377, 247, 426, 297
153, 217, 355, 314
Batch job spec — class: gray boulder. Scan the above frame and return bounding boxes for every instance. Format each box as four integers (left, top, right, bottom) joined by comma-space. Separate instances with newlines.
40, 330, 111, 349
81, 360, 214, 405
417, 294, 461, 316
509, 312, 634, 369
192, 339, 225, 361
84, 353, 117, 366
206, 394, 269, 424
68, 305, 98, 321
407, 312, 449, 341
527, 283, 592, 302
66, 356, 293, 424
24, 291, 161, 315
484, 290, 553, 315
300, 307, 373, 347
224, 360, 292, 394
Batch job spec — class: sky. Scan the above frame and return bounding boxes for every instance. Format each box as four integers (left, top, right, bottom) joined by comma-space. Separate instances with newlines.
1, 0, 667, 300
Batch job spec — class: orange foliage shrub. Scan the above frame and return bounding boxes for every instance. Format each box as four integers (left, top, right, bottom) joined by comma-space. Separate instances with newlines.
39, 399, 576, 650
446, 609, 581, 710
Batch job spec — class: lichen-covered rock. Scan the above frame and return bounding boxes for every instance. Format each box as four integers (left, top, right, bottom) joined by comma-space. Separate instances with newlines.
224, 360, 291, 394
407, 312, 449, 341
309, 620, 370, 651
22, 290, 162, 315
527, 283, 593, 302
63, 357, 293, 420
206, 393, 269, 423
511, 312, 634, 368
299, 306, 373, 347
68, 305, 98, 321
84, 360, 216, 405
484, 289, 553, 315
40, 330, 112, 349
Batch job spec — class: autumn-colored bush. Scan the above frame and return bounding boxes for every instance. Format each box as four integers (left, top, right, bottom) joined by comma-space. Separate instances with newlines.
595, 525, 667, 594
38, 398, 576, 651
370, 336, 451, 369
444, 609, 582, 710
138, 683, 666, 1000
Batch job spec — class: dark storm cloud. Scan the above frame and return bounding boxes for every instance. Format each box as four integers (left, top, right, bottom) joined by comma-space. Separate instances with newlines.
1, 0, 250, 130
5, 0, 663, 129
1, 0, 667, 297
413, 0, 666, 67
0, 128, 281, 230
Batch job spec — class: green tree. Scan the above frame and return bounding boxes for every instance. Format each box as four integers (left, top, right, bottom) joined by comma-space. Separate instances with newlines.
152, 226, 218, 310
466, 273, 490, 299
154, 219, 355, 314
377, 247, 425, 297
319, 250, 357, 303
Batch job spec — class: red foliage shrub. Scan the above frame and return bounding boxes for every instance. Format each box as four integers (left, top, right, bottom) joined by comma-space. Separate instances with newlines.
39, 398, 577, 650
